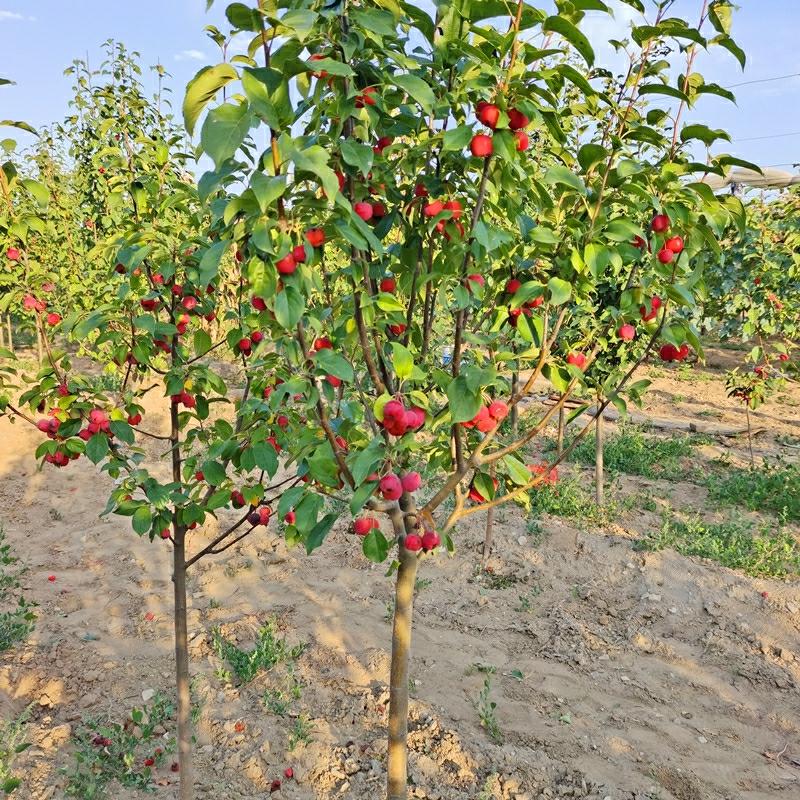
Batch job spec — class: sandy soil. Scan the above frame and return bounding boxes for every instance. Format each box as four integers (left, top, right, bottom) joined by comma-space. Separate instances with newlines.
1, 347, 799, 800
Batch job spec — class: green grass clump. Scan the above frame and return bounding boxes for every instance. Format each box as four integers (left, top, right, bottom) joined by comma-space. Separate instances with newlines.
0, 527, 36, 653
705, 463, 800, 522
634, 516, 800, 578
212, 618, 305, 684
565, 425, 700, 481
528, 475, 615, 525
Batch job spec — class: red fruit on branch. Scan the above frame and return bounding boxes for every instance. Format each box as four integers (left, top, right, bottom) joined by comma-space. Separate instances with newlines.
566, 351, 587, 370
400, 472, 421, 492
514, 131, 529, 151
414, 183, 428, 198
423, 200, 444, 217
380, 473, 403, 500
355, 86, 378, 108
326, 374, 342, 388
632, 235, 647, 249
292, 244, 307, 263
651, 213, 670, 233
6, 247, 20, 261
140, 298, 158, 311
380, 277, 396, 293
404, 534, 423, 552
238, 337, 252, 353
476, 101, 500, 129
665, 235, 684, 254
284, 511, 296, 525
389, 323, 406, 336
115, 262, 125, 274
528, 463, 558, 485
231, 490, 246, 509
618, 323, 636, 341
354, 201, 373, 221
507, 108, 529, 130
488, 400, 509, 421
195, 471, 205, 482
640, 295, 662, 322
314, 337, 332, 351
506, 278, 522, 294
353, 517, 379, 536
276, 253, 297, 275
421, 530, 440, 551
46, 313, 61, 326
443, 199, 463, 218
657, 246, 674, 264
127, 413, 142, 425
466, 274, 485, 291
470, 134, 493, 158
251, 331, 264, 344
182, 295, 198, 311
305, 227, 325, 247
779, 353, 789, 362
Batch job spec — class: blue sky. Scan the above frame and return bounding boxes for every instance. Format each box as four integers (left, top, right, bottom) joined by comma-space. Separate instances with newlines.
1, 1, 799, 171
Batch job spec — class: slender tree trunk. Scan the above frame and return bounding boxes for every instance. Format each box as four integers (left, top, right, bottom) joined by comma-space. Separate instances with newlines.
6, 316, 12, 353
556, 403, 565, 457
745, 405, 754, 468
387, 501, 419, 800
172, 537, 193, 799
0, 316, 4, 349
35, 323, 43, 366
510, 366, 519, 436
595, 408, 604, 506
482, 506, 495, 568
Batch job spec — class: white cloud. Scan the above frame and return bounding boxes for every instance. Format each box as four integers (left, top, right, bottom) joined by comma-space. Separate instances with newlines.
174, 49, 206, 62
0, 10, 34, 21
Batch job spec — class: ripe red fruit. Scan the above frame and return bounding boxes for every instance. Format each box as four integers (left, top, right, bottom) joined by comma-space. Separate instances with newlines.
276, 415, 289, 429
305, 228, 325, 247
270, 779, 281, 792
651, 213, 670, 233
475, 406, 496, 433
46, 313, 61, 326
292, 244, 307, 263
238, 337, 252, 353
508, 108, 529, 130
618, 323, 636, 341
632, 235, 647, 249
284, 767, 294, 779
466, 274, 485, 291
115, 262, 125, 274
267, 435, 281, 453
195, 471, 205, 481
326, 374, 342, 388
476, 102, 500, 129
470, 134, 493, 158
127, 412, 142, 425
401, 472, 421, 492
506, 278, 522, 294
404, 534, 423, 552
152, 274, 165, 285
171, 283, 184, 296
383, 399, 405, 420
144, 757, 155, 767
354, 201, 373, 221
276, 253, 297, 275
414, 183, 428, 198
48, 574, 56, 582
640, 295, 662, 322
659, 343, 679, 362
355, 86, 377, 108
423, 200, 444, 217
380, 277, 396, 293
665, 235, 684, 254
488, 400, 509, 421
353, 517, 379, 536
389, 323, 406, 336
251, 331, 264, 344
182, 295, 198, 311
284, 511, 296, 525
231, 490, 246, 508
314, 337, 332, 351
514, 131, 529, 152
140, 298, 158, 311
380, 473, 403, 500
421, 530, 440, 551
374, 135, 393, 152
779, 353, 789, 362
6, 247, 20, 261
657, 246, 674, 264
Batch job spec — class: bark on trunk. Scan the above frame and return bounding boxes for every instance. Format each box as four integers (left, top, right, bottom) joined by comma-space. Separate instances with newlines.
172, 535, 193, 800
595, 410, 604, 506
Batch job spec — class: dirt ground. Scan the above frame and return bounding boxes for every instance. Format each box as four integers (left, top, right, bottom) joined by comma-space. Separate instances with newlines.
1, 346, 799, 800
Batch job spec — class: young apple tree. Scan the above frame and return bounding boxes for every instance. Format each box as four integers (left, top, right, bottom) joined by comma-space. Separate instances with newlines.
187, 0, 745, 797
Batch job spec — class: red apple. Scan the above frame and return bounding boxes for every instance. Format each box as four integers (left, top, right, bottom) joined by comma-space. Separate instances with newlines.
401, 472, 421, 492
6, 247, 20, 261
657, 246, 674, 264
421, 530, 440, 551
651, 213, 670, 233
665, 235, 684, 254
305, 228, 325, 247
444, 199, 463, 218
470, 134, 493, 158
423, 200, 444, 217
404, 534, 423, 552
507, 108, 529, 130
238, 337, 252, 353
276, 253, 297, 275
379, 473, 403, 500
618, 323, 636, 341
293, 244, 307, 263
567, 352, 587, 370
380, 277, 396, 293
514, 131, 529, 151
354, 201, 373, 221
476, 101, 500, 129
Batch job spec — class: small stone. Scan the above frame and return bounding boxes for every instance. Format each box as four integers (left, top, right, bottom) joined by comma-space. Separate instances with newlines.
778, 648, 795, 662
786, 602, 799, 614
141, 689, 155, 703
698, 735, 707, 744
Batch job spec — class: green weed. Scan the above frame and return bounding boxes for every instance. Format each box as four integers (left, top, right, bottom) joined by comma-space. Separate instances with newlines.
0, 705, 33, 795
705, 463, 800, 522
212, 619, 305, 684
287, 715, 314, 750
634, 516, 800, 578
473, 675, 503, 744
0, 527, 36, 653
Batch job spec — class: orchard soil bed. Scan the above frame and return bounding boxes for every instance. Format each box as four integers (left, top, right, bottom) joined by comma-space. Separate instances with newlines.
2, 349, 799, 800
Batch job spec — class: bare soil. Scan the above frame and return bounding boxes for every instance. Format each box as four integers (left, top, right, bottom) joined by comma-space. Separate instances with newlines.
2, 347, 799, 800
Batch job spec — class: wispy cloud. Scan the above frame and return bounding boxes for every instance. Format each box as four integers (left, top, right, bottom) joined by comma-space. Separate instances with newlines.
174, 49, 206, 62
0, 10, 35, 21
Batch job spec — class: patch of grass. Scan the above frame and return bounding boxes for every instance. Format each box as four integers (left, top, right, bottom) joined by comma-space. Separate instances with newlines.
705, 463, 800, 522
566, 425, 699, 481
0, 704, 33, 795
287, 714, 314, 750
673, 364, 714, 382
63, 693, 176, 798
262, 664, 303, 717
634, 516, 800, 578
528, 474, 613, 525
212, 619, 305, 685
0, 527, 36, 653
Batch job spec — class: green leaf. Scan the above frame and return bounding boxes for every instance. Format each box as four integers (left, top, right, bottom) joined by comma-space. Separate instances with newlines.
200, 101, 252, 168
447, 375, 481, 424
442, 124, 474, 152
637, 83, 690, 103
543, 165, 586, 194
183, 63, 239, 135
21, 178, 49, 208
503, 455, 531, 486
390, 342, 414, 380
680, 124, 731, 146
198, 240, 229, 286
85, 433, 109, 464
305, 512, 337, 554
226, 2, 261, 30
314, 349, 354, 382
362, 529, 390, 563
709, 1, 733, 35
250, 442, 279, 477
577, 143, 607, 173
242, 67, 291, 129
604, 218, 643, 242
711, 34, 746, 68
547, 277, 572, 305
340, 140, 374, 177
202, 460, 227, 485
349, 438, 384, 486
278, 486, 306, 519
350, 481, 378, 515
274, 286, 305, 329
250, 173, 287, 212
109, 421, 135, 445
543, 16, 595, 66
393, 73, 436, 115
302, 57, 354, 77
132, 506, 152, 535
193, 328, 213, 358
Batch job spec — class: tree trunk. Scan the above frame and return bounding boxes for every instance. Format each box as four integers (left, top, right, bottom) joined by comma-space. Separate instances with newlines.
510, 367, 519, 436
595, 409, 604, 506
172, 535, 193, 800
6, 316, 12, 352
36, 323, 43, 366
556, 403, 565, 457
745, 405, 754, 467
0, 316, 4, 349
387, 506, 419, 800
